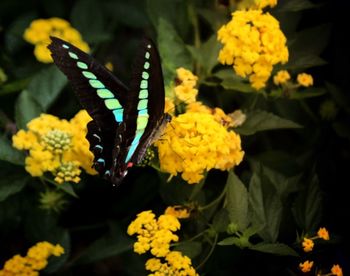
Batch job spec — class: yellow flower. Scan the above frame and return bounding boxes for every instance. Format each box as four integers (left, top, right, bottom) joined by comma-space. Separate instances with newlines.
299, 260, 313, 273
174, 68, 198, 103
165, 206, 190, 219
217, 9, 288, 90
317, 227, 330, 240
164, 97, 175, 114
127, 211, 180, 257
23, 17, 90, 63
238, 0, 278, 10
302, 238, 314, 252
273, 70, 291, 85
12, 110, 96, 183
0, 241, 64, 275
155, 111, 244, 184
331, 264, 343, 276
146, 251, 198, 276
297, 73, 313, 87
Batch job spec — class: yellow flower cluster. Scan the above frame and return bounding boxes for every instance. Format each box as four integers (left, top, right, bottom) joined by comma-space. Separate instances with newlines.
23, 17, 89, 63
217, 9, 289, 90
156, 109, 244, 184
12, 110, 96, 184
243, 0, 277, 9
0, 241, 64, 276
127, 211, 180, 257
128, 210, 198, 276
174, 68, 198, 103
146, 251, 197, 276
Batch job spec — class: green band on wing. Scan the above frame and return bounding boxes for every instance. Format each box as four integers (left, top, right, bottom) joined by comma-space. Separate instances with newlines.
97, 89, 114, 99
62, 44, 69, 49
77, 61, 88, 69
140, 80, 148, 89
136, 116, 148, 130
139, 90, 148, 99
145, 52, 150, 59
82, 71, 97, 79
68, 52, 78, 60
137, 99, 148, 110
105, 98, 122, 109
89, 79, 104, 88
142, 71, 149, 80
125, 142, 139, 162
112, 109, 123, 122
138, 109, 148, 115
144, 62, 150, 70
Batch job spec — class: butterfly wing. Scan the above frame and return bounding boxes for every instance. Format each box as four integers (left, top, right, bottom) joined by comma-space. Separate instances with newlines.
109, 38, 169, 184
48, 36, 129, 175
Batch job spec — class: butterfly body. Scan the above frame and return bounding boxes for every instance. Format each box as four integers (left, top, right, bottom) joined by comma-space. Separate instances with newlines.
48, 36, 170, 185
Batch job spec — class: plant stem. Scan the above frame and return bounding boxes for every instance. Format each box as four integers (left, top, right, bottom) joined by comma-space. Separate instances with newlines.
196, 234, 218, 270
199, 184, 227, 211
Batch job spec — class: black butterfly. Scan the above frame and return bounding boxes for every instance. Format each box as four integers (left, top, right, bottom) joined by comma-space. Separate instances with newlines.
48, 36, 171, 185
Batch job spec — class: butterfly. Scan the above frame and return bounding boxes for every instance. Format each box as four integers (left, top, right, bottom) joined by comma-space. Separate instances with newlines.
48, 36, 171, 185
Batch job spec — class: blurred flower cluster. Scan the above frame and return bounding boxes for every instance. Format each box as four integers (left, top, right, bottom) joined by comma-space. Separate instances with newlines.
12, 110, 96, 184
0, 241, 64, 275
24, 17, 89, 63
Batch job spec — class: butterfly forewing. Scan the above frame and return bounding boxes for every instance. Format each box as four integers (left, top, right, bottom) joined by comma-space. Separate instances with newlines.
48, 36, 169, 185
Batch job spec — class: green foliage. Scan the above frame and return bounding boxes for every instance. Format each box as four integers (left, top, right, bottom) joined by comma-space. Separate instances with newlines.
0, 0, 345, 275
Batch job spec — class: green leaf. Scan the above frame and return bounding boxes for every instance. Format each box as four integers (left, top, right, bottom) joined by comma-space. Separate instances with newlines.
289, 88, 326, 99
104, 1, 148, 28
0, 135, 25, 165
0, 78, 30, 96
197, 8, 228, 32
288, 24, 331, 56
212, 208, 230, 233
174, 241, 202, 259
157, 18, 192, 85
71, 0, 110, 43
187, 35, 221, 75
250, 243, 299, 257
27, 66, 67, 111
225, 171, 249, 231
249, 171, 283, 242
275, 0, 318, 12
218, 236, 241, 246
292, 174, 322, 232
57, 183, 78, 198
146, 0, 190, 39
221, 78, 255, 93
235, 110, 302, 135
285, 54, 327, 70
0, 167, 28, 202
74, 222, 133, 265
15, 90, 43, 129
